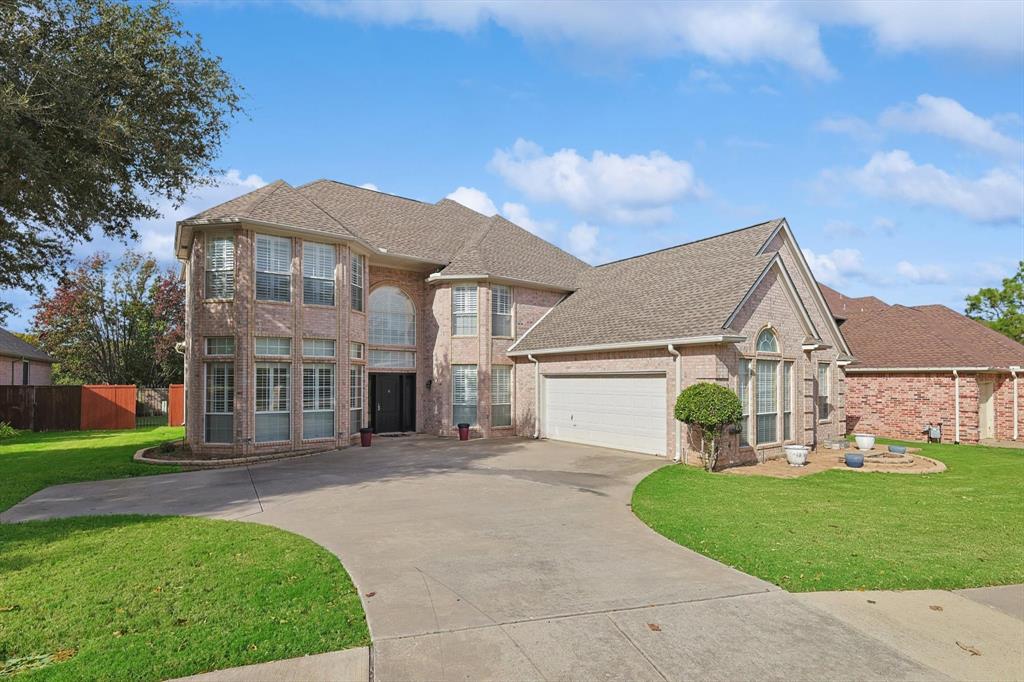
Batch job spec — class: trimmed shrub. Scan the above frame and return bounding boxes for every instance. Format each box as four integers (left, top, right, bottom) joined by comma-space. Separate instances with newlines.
674, 382, 743, 471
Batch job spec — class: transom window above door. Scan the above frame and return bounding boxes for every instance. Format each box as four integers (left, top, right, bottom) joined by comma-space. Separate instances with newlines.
369, 286, 416, 346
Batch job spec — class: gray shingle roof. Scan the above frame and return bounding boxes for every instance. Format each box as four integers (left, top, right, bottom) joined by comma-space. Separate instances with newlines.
0, 328, 54, 363
510, 220, 783, 352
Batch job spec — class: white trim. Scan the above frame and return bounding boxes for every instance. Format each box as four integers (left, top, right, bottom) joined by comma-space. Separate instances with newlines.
426, 272, 574, 292
724, 256, 819, 341
507, 334, 746, 357
845, 366, 1005, 373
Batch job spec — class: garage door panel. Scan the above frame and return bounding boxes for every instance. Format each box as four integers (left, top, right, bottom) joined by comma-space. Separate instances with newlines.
543, 375, 666, 455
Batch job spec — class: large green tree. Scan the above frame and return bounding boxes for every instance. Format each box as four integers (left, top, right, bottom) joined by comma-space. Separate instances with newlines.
33, 251, 184, 385
0, 0, 241, 319
965, 262, 1024, 344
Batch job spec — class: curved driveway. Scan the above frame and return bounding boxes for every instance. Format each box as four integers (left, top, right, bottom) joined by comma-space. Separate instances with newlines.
4, 437, 940, 680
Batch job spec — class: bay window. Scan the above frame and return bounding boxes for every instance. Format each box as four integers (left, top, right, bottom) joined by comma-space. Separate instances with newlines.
350, 253, 365, 311
204, 362, 234, 443
255, 234, 291, 302
255, 363, 290, 442
303, 364, 335, 440
452, 284, 478, 336
303, 242, 335, 306
453, 364, 478, 425
205, 235, 234, 299
492, 365, 512, 427
491, 285, 512, 337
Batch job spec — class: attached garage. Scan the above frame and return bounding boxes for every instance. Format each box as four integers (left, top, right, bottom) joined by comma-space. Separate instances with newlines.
542, 374, 667, 455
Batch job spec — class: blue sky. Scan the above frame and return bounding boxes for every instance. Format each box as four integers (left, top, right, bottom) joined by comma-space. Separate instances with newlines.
8, 1, 1024, 331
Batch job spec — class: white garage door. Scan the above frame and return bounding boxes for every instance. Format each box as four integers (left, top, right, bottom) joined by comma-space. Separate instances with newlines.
543, 374, 667, 455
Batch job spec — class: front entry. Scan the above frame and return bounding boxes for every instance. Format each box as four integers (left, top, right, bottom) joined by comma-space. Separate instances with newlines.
370, 373, 416, 433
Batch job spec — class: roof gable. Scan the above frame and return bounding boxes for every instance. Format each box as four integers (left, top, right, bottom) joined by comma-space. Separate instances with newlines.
0, 329, 54, 363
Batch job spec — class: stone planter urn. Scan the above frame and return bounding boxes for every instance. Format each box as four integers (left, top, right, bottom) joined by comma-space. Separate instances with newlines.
784, 445, 809, 467
854, 433, 876, 451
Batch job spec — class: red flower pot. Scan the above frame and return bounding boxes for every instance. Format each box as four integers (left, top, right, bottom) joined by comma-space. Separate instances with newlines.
457, 423, 470, 441
359, 428, 372, 447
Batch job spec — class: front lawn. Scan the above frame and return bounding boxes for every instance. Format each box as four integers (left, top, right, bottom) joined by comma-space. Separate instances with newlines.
632, 440, 1024, 592
0, 515, 369, 680
0, 427, 182, 512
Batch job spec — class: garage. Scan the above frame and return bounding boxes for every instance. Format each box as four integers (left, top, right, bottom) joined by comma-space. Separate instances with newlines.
542, 374, 667, 455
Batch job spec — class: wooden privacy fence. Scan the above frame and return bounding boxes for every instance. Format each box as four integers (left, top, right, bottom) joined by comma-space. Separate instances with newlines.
168, 384, 184, 427
80, 385, 136, 430
0, 385, 81, 431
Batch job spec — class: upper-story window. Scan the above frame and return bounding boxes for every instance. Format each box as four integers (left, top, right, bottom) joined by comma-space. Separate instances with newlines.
756, 328, 779, 353
350, 253, 365, 311
369, 286, 415, 346
452, 284, 478, 336
491, 285, 512, 338
818, 362, 831, 421
255, 234, 291, 302
205, 235, 234, 300
303, 242, 335, 306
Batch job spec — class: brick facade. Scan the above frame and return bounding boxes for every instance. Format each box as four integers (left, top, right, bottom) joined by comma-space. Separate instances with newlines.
845, 371, 1020, 444
0, 356, 52, 385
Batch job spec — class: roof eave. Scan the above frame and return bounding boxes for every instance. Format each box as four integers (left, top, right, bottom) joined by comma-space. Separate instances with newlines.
425, 272, 576, 292
844, 366, 1010, 373
506, 334, 747, 357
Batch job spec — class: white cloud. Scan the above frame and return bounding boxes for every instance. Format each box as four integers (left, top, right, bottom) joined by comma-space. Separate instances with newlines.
500, 201, 552, 235
445, 186, 497, 215
836, 150, 1023, 223
297, 2, 1024, 78
801, 247, 865, 286
359, 182, 380, 191
896, 260, 950, 284
879, 94, 1023, 158
685, 67, 732, 93
566, 222, 600, 262
489, 138, 704, 224
817, 115, 880, 142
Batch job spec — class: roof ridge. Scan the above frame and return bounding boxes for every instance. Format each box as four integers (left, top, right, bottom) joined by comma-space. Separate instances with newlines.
489, 215, 591, 271
594, 218, 782, 268
244, 179, 287, 217
292, 183, 364, 240
298, 178, 428, 205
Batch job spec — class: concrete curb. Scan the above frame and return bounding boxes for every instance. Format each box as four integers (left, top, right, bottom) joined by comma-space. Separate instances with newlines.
133, 444, 340, 469
167, 646, 371, 681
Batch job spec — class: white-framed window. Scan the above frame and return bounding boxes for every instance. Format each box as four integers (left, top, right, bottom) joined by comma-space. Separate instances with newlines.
369, 286, 415, 346
738, 359, 751, 447
756, 328, 779, 353
303, 242, 335, 306
350, 253, 365, 311
255, 362, 290, 442
492, 365, 512, 427
350, 365, 364, 433
204, 362, 234, 443
205, 235, 234, 300
369, 349, 415, 369
303, 363, 335, 439
255, 337, 291, 356
349, 342, 365, 361
756, 359, 779, 445
453, 364, 478, 425
818, 362, 831, 421
783, 361, 793, 441
255, 234, 291, 302
452, 284, 478, 336
206, 337, 234, 356
491, 285, 512, 338
303, 339, 335, 358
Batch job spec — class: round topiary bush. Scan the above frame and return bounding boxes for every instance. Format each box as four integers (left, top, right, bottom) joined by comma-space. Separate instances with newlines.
674, 382, 743, 471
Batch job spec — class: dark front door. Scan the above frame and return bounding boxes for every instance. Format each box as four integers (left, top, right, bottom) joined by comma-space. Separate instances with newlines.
370, 373, 416, 433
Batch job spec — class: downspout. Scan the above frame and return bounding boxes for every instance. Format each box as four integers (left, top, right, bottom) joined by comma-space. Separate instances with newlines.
667, 344, 682, 462
1012, 367, 1020, 440
953, 369, 961, 445
528, 354, 540, 438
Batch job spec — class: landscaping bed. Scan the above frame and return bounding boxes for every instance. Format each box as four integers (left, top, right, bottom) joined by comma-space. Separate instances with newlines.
632, 440, 1024, 592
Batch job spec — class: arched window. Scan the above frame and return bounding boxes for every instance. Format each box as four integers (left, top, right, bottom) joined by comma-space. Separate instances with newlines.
756, 328, 779, 353
369, 286, 415, 346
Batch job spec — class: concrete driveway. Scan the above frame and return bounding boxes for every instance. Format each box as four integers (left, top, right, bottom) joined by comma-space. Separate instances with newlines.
4, 437, 941, 680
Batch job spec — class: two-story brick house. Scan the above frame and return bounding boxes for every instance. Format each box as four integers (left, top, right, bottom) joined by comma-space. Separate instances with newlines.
176, 179, 851, 467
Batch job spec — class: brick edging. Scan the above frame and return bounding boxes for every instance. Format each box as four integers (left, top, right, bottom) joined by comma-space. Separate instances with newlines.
133, 444, 341, 469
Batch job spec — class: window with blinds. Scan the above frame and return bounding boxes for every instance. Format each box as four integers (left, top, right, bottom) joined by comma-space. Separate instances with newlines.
492, 365, 512, 427
491, 285, 512, 337
756, 359, 779, 444
350, 365, 364, 433
818, 362, 831, 421
205, 235, 234, 299
303, 242, 335, 306
452, 364, 478, 425
369, 349, 415, 369
783, 361, 794, 441
369, 286, 416, 346
738, 359, 751, 447
255, 362, 290, 442
350, 253, 365, 311
255, 234, 291, 302
452, 284, 478, 336
255, 337, 291, 356
303, 339, 335, 357
205, 362, 234, 443
303, 364, 335, 439
206, 337, 234, 356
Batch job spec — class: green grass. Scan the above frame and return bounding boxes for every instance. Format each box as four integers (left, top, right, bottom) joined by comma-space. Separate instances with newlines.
0, 515, 369, 680
632, 440, 1024, 592
0, 427, 182, 512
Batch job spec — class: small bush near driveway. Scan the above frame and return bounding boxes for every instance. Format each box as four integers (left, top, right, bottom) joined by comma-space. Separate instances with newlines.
632, 440, 1023, 592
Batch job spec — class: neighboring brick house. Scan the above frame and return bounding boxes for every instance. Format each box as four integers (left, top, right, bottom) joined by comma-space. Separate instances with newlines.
0, 328, 54, 386
176, 179, 851, 467
822, 285, 1024, 444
